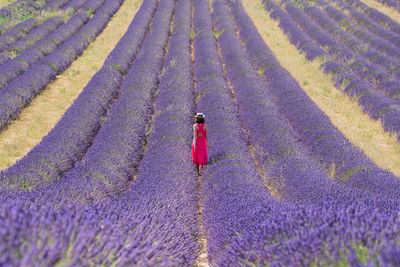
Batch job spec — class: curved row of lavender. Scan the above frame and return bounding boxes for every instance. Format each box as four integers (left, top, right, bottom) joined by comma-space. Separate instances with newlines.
328, 0, 400, 47
0, 18, 38, 51
293, 0, 400, 105
214, 0, 344, 204
212, 0, 400, 264
222, 0, 400, 212
0, 11, 88, 90
228, 0, 400, 199
282, 0, 400, 101
192, 0, 400, 265
62, 0, 90, 12
341, 0, 400, 36
0, 0, 158, 192
0, 0, 124, 132
0, 0, 201, 264
0, 16, 64, 65
263, 0, 400, 142
0, 0, 32, 20
43, 0, 175, 204
0, 0, 108, 91
44, 0, 72, 11
319, 0, 400, 60
0, 0, 49, 28
302, 1, 400, 84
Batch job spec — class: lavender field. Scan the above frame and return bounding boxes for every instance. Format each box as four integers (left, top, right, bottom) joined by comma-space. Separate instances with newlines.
1, 0, 400, 265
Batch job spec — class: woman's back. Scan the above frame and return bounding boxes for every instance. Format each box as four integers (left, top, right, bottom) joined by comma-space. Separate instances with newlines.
192, 123, 208, 166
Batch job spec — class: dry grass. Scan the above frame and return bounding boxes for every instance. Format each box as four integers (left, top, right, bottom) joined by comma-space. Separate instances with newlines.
0, 0, 15, 9
0, 0, 143, 170
243, 0, 400, 177
359, 0, 400, 23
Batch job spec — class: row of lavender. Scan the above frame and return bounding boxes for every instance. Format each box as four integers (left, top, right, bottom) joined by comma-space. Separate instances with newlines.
0, 0, 88, 34
0, 0, 106, 89
0, 0, 71, 44
0, 0, 202, 264
291, 0, 400, 103
0, 0, 73, 35
263, 0, 400, 143
359, 0, 400, 13
0, 0, 48, 26
312, 0, 400, 91
0, 0, 124, 134
280, 0, 400, 98
303, 1, 400, 86
320, 0, 400, 52
339, 0, 400, 43
0, 16, 64, 65
0, 0, 92, 57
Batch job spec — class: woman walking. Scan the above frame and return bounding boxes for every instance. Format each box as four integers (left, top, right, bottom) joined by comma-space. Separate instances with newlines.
192, 113, 209, 175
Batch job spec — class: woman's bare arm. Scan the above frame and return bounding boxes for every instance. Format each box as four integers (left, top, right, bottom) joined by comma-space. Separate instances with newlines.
193, 124, 197, 149
205, 125, 209, 147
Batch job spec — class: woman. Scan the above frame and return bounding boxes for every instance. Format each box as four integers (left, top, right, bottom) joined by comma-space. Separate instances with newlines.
192, 113, 209, 175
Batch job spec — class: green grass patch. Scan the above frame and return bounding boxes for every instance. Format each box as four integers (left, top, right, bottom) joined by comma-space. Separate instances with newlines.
214, 29, 225, 39
111, 63, 126, 75
190, 30, 196, 39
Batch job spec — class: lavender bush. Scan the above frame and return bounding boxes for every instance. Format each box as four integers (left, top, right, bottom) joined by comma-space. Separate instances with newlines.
0, 16, 64, 65
0, 18, 38, 51
0, 0, 49, 34
81, 0, 106, 13
43, 0, 71, 11
62, 0, 89, 12
0, 0, 48, 25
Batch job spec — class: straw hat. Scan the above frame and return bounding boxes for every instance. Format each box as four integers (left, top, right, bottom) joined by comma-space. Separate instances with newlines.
194, 112, 205, 118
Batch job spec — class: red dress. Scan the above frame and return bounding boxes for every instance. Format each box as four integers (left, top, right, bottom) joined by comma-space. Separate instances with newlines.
192, 123, 208, 165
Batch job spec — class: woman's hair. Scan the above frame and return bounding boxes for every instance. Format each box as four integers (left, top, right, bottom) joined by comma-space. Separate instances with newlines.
195, 117, 205, 124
